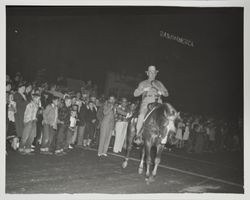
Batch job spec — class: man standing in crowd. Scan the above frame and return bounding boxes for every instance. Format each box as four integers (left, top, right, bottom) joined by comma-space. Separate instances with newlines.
55, 96, 71, 155
84, 101, 98, 147
76, 92, 88, 148
40, 96, 59, 154
18, 93, 41, 155
113, 97, 131, 153
98, 95, 116, 156
133, 65, 169, 144
14, 82, 28, 140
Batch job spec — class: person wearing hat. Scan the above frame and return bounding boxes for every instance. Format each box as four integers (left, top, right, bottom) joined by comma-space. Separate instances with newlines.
133, 65, 169, 144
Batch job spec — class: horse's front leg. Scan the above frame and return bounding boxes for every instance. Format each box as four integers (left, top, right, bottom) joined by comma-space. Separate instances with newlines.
152, 144, 164, 178
138, 145, 145, 174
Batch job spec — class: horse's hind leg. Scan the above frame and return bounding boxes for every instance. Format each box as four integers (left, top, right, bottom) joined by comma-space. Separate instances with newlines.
122, 141, 132, 168
138, 146, 145, 174
152, 144, 164, 178
122, 138, 132, 168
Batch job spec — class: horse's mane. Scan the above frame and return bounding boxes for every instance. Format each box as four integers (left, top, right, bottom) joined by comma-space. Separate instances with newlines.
143, 103, 178, 134
150, 103, 176, 118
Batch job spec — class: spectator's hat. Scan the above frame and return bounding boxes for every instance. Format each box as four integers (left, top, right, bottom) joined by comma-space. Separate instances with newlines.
88, 100, 95, 104
146, 65, 159, 73
51, 95, 59, 101
31, 92, 41, 98
82, 92, 89, 98
25, 82, 32, 87
17, 81, 26, 88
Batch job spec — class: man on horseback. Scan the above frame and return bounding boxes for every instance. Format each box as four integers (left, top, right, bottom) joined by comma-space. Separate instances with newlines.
133, 65, 169, 144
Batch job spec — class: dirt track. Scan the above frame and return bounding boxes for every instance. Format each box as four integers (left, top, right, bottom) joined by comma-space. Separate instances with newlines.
6, 146, 243, 194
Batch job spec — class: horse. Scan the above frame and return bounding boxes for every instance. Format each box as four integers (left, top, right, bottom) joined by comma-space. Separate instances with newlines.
122, 102, 180, 183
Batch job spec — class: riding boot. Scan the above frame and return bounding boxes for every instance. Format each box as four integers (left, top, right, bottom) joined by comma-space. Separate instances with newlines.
133, 134, 143, 145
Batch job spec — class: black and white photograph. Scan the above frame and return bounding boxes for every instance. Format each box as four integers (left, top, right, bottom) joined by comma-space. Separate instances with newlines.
2, 0, 248, 199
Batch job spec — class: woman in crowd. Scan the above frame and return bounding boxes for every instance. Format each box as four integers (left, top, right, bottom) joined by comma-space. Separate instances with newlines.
98, 95, 116, 157
25, 82, 33, 102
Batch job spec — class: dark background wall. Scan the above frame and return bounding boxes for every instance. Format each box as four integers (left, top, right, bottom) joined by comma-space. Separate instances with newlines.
6, 6, 243, 118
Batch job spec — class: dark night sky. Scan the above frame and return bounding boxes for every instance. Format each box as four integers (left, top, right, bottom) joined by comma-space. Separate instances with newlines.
6, 6, 243, 118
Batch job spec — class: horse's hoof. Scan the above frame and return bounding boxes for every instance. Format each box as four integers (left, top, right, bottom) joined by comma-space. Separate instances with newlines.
149, 176, 155, 182
145, 177, 151, 184
122, 161, 127, 169
138, 167, 143, 175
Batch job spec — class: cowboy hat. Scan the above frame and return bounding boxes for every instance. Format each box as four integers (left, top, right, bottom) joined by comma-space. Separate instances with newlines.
146, 65, 159, 73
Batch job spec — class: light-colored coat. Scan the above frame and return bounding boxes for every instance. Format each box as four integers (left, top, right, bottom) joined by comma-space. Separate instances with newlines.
98, 101, 115, 155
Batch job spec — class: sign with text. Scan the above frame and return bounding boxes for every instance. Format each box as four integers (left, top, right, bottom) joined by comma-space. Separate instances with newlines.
160, 30, 194, 47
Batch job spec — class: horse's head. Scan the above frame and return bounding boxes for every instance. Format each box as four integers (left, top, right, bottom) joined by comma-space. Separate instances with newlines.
162, 103, 181, 145
163, 103, 181, 131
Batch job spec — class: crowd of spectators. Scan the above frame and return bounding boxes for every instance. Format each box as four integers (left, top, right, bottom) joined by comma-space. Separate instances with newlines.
167, 113, 243, 154
6, 71, 243, 156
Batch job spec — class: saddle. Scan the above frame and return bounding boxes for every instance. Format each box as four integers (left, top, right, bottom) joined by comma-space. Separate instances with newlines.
129, 102, 161, 123
147, 102, 161, 111
133, 102, 162, 145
